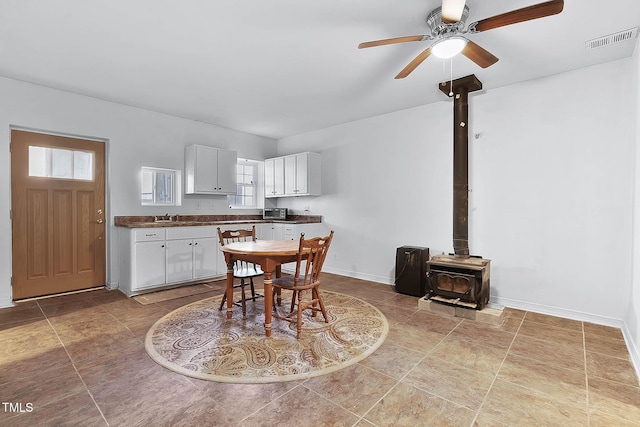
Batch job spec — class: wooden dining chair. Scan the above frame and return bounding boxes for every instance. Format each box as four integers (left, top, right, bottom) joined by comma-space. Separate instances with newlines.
272, 230, 334, 338
217, 226, 264, 317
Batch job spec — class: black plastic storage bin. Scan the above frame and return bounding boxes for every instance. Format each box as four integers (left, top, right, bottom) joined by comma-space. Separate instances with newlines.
394, 246, 430, 297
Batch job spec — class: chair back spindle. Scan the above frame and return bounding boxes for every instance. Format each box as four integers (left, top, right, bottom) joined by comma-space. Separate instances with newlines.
217, 226, 263, 317
272, 230, 334, 338
218, 226, 259, 272
294, 231, 333, 287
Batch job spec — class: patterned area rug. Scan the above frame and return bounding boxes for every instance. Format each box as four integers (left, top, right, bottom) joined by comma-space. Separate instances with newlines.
145, 290, 388, 383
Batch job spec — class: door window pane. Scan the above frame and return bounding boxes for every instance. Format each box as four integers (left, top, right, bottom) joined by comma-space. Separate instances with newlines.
74, 151, 94, 180
28, 146, 94, 181
51, 148, 73, 178
28, 146, 49, 177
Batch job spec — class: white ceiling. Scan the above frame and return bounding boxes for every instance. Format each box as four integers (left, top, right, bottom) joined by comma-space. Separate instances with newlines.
1, 1, 639, 139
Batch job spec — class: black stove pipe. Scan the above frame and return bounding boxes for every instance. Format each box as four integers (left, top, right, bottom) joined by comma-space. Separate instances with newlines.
453, 85, 470, 257
439, 75, 483, 258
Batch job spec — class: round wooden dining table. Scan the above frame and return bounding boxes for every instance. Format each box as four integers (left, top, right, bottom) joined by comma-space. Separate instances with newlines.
220, 239, 306, 337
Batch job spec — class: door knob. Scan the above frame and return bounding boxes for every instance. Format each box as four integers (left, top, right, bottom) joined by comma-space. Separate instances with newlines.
96, 219, 104, 224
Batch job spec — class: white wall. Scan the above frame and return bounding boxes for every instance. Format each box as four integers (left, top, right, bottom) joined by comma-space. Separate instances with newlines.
278, 58, 635, 327
0, 77, 277, 306
627, 38, 640, 376
279, 102, 454, 283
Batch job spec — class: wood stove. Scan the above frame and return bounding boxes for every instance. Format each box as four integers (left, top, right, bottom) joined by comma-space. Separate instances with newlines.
427, 254, 490, 310
425, 74, 491, 310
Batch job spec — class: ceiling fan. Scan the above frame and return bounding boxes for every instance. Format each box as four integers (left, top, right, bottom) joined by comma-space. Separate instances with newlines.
358, 0, 564, 79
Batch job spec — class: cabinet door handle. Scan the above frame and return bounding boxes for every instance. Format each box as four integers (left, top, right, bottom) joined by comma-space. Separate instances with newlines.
161, 244, 165, 248
194, 242, 198, 245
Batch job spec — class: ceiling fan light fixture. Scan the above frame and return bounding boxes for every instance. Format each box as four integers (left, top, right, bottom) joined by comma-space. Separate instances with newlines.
431, 36, 467, 59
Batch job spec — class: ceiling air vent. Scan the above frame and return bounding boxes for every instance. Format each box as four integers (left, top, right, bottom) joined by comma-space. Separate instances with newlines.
586, 27, 638, 50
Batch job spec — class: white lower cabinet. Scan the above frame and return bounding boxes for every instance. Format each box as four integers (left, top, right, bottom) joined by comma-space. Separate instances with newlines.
273, 222, 325, 241
134, 240, 167, 290
255, 223, 274, 240
165, 239, 195, 284
272, 223, 285, 240
119, 228, 167, 295
259, 223, 308, 240
193, 237, 218, 280
166, 227, 218, 284
119, 226, 219, 296
165, 237, 218, 283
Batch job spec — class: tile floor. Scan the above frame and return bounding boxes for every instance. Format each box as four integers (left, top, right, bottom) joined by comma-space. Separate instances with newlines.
1, 273, 639, 426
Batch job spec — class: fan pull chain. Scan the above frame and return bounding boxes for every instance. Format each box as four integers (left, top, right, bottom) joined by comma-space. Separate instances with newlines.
449, 57, 454, 97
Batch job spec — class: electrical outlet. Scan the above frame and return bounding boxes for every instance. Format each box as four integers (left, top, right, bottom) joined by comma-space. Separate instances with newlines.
195, 201, 202, 210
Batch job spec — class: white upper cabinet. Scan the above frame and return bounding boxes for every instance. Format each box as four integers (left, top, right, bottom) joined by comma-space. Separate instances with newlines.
185, 144, 237, 194
266, 152, 320, 198
264, 157, 285, 197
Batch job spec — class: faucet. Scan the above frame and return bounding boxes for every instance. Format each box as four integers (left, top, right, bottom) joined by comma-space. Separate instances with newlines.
153, 213, 177, 222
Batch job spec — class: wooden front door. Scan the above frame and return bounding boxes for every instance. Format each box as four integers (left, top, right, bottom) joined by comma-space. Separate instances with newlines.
10, 130, 106, 299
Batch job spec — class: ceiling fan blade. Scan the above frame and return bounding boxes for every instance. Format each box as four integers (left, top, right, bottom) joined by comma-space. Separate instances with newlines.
358, 35, 426, 49
394, 47, 432, 79
461, 40, 499, 68
471, 0, 564, 33
441, 0, 467, 24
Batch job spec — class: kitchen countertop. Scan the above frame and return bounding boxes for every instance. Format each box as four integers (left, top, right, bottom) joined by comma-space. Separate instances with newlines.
114, 214, 322, 228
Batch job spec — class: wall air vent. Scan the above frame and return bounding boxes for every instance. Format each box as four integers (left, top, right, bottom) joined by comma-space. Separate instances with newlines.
585, 27, 638, 50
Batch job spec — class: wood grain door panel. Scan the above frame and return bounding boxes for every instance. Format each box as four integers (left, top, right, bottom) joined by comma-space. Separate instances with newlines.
53, 189, 73, 277
11, 130, 106, 299
26, 188, 49, 279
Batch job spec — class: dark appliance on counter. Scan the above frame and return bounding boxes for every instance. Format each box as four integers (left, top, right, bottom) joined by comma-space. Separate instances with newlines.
394, 246, 429, 297
263, 208, 288, 220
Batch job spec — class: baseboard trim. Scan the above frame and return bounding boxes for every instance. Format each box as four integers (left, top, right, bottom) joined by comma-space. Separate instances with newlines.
491, 296, 624, 328
0, 296, 14, 309
621, 323, 640, 384
322, 266, 394, 285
